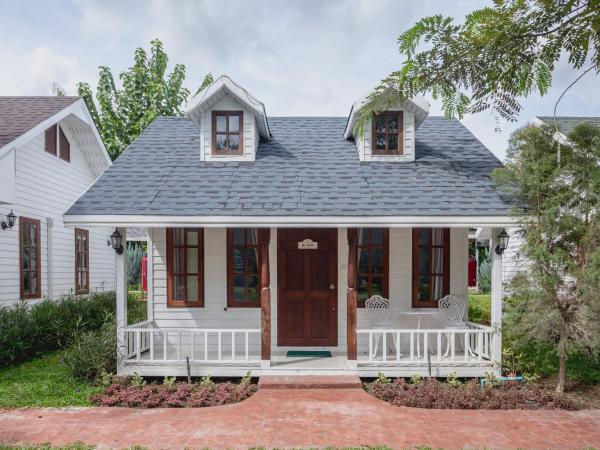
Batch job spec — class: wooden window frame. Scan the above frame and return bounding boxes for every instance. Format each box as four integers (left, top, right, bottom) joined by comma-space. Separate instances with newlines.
211, 111, 244, 156
372, 111, 404, 155
227, 228, 261, 308
19, 217, 41, 300
412, 228, 450, 308
166, 228, 204, 307
357, 228, 389, 308
74, 228, 89, 295
44, 124, 70, 162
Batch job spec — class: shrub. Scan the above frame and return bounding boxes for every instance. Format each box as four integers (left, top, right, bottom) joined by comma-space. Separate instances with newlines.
63, 316, 118, 381
468, 294, 491, 325
365, 378, 584, 410
0, 291, 117, 367
91, 378, 257, 408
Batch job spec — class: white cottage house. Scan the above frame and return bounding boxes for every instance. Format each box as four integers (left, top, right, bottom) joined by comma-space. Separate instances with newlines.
64, 76, 514, 378
0, 97, 115, 305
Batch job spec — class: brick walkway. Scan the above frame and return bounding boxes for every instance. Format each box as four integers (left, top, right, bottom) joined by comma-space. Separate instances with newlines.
1, 388, 600, 449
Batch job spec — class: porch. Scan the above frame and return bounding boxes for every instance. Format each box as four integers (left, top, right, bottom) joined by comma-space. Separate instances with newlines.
112, 225, 505, 378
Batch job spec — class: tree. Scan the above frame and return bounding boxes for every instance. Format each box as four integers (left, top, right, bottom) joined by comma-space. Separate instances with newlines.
78, 39, 213, 160
492, 123, 600, 392
358, 0, 600, 128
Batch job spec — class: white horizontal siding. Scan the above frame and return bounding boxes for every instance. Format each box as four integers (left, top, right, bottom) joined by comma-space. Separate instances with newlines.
0, 124, 115, 306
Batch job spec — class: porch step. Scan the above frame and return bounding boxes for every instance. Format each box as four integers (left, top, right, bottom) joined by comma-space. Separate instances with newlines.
258, 375, 362, 390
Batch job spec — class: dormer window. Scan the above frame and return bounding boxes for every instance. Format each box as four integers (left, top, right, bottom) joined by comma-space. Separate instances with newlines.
372, 111, 404, 155
212, 111, 243, 155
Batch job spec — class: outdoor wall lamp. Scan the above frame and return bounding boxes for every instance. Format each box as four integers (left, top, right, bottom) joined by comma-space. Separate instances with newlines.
495, 229, 510, 255
1, 210, 17, 230
110, 229, 124, 254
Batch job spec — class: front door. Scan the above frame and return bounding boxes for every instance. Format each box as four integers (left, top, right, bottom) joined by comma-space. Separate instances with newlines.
278, 228, 338, 347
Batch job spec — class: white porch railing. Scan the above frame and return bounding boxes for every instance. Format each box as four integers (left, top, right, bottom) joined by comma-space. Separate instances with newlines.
122, 321, 262, 365
356, 322, 496, 366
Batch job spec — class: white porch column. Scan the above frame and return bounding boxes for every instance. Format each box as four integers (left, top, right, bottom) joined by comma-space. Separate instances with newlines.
146, 228, 154, 321
116, 227, 128, 369
490, 228, 503, 375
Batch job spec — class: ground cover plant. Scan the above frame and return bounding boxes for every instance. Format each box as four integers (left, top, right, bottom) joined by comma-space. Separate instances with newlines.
467, 294, 491, 325
0, 351, 101, 408
364, 374, 588, 410
91, 374, 257, 408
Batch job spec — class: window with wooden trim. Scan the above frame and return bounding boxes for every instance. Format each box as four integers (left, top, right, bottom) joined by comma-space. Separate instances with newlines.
412, 228, 450, 308
212, 111, 243, 155
44, 124, 70, 162
372, 111, 403, 155
20, 217, 41, 299
227, 228, 260, 307
75, 228, 89, 295
357, 228, 389, 307
167, 228, 204, 307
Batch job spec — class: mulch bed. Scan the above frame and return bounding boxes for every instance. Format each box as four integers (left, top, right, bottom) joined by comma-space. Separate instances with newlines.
92, 381, 257, 408
365, 378, 587, 410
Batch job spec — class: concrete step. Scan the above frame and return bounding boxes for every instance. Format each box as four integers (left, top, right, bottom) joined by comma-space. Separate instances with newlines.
258, 375, 362, 390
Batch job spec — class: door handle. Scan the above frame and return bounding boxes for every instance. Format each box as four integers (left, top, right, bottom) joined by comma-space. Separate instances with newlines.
329, 283, 335, 290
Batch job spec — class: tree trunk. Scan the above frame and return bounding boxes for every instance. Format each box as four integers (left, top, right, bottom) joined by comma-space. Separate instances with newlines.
556, 337, 567, 393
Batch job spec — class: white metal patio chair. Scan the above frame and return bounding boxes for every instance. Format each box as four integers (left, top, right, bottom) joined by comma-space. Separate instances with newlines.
365, 295, 397, 358
438, 295, 475, 357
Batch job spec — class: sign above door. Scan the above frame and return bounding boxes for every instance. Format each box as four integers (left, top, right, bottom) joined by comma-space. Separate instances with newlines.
297, 239, 318, 250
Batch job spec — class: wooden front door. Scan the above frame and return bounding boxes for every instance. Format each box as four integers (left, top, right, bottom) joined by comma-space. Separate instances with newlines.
278, 229, 338, 347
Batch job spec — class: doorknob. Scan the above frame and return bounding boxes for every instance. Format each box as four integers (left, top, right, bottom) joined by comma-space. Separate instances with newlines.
329, 283, 335, 290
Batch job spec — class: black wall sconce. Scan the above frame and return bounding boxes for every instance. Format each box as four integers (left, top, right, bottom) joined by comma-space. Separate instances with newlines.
1, 210, 16, 230
109, 229, 124, 254
495, 229, 510, 255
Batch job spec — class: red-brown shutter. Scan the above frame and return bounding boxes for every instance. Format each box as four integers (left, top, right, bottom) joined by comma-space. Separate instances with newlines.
44, 125, 57, 155
58, 126, 70, 162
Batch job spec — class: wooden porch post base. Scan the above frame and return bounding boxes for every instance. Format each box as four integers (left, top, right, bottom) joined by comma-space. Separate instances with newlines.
347, 228, 358, 361
258, 228, 271, 362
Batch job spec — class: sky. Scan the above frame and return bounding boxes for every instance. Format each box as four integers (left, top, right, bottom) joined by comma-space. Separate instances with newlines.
1, 0, 598, 161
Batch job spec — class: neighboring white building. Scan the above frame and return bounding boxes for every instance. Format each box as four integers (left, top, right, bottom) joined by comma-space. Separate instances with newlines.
0, 96, 115, 305
64, 76, 513, 378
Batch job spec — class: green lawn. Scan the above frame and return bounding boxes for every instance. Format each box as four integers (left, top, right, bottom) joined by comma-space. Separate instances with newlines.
468, 293, 491, 325
0, 351, 100, 408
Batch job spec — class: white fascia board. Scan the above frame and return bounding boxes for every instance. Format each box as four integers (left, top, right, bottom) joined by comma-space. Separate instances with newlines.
532, 116, 570, 145
0, 99, 112, 169
63, 214, 518, 228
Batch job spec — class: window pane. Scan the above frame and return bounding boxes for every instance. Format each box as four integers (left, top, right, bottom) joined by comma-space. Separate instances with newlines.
187, 276, 199, 302
23, 247, 30, 270
375, 116, 386, 132
173, 276, 185, 300
375, 134, 386, 150
22, 224, 30, 246
246, 247, 258, 274
228, 115, 239, 132
30, 273, 37, 293
370, 276, 383, 296
388, 116, 399, 132
186, 230, 198, 246
246, 229, 256, 246
233, 275, 245, 301
418, 229, 430, 245
173, 229, 185, 246
432, 275, 444, 302
228, 134, 239, 151
359, 229, 370, 246
358, 247, 369, 274
388, 134, 398, 151
233, 247, 244, 273
432, 247, 444, 274
23, 274, 30, 293
418, 247, 430, 274
216, 115, 227, 132
216, 134, 227, 150
418, 275, 430, 302
371, 248, 383, 274
173, 247, 185, 273
371, 228, 383, 244
432, 228, 444, 245
233, 228, 245, 245
246, 276, 259, 301
358, 275, 369, 299
186, 247, 198, 273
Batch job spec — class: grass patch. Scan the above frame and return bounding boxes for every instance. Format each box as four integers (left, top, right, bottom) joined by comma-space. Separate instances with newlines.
0, 351, 101, 408
468, 293, 491, 325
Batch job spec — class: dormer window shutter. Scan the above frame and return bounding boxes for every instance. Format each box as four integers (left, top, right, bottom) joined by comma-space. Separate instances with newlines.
44, 124, 57, 155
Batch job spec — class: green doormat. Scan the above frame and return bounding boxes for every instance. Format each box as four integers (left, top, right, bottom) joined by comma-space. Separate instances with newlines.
286, 350, 332, 358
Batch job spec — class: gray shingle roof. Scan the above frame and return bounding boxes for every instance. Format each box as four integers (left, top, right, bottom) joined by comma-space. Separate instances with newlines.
0, 96, 80, 149
537, 116, 600, 136
65, 116, 512, 217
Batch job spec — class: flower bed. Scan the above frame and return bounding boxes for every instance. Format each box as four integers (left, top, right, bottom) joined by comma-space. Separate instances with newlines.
365, 378, 585, 410
92, 379, 257, 408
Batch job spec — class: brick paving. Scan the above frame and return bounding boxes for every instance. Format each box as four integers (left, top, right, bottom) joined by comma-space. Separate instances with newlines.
1, 388, 599, 449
